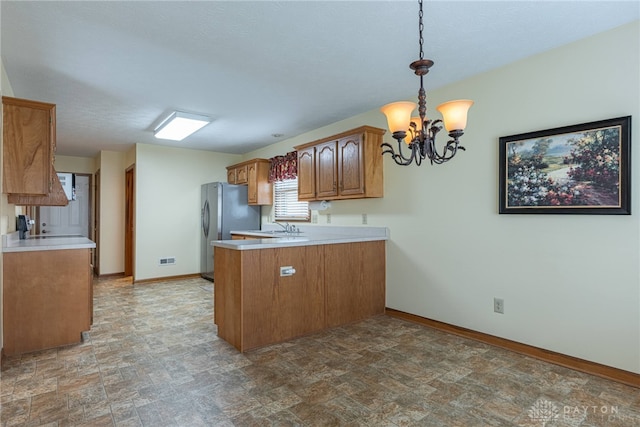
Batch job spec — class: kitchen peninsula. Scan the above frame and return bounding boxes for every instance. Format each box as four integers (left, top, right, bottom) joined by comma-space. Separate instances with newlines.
2, 232, 96, 356
213, 226, 388, 352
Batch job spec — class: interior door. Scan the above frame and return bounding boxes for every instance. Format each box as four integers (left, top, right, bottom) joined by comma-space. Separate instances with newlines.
39, 174, 90, 236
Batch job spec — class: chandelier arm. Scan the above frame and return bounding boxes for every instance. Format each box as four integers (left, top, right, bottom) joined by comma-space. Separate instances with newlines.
381, 140, 417, 166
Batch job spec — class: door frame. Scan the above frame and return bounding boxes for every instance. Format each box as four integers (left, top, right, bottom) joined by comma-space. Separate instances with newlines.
125, 165, 135, 278
94, 169, 100, 276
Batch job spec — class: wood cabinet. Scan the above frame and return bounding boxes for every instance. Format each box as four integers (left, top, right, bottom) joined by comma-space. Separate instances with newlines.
226, 158, 272, 205
324, 241, 386, 327
315, 141, 338, 199
214, 241, 385, 352
296, 146, 316, 200
3, 249, 92, 356
294, 126, 385, 201
226, 163, 247, 185
247, 160, 271, 205
227, 168, 237, 184
2, 96, 68, 206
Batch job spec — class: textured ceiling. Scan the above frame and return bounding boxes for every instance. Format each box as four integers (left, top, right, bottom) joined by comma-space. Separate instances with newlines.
2, 1, 638, 157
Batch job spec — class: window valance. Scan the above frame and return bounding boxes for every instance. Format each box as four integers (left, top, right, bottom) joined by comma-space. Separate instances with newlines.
268, 151, 298, 183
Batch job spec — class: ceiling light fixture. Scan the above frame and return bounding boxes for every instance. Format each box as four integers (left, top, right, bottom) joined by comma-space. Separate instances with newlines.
380, 0, 473, 166
154, 111, 211, 141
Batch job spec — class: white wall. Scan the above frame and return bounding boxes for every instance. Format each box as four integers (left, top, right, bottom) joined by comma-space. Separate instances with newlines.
245, 21, 640, 374
134, 143, 241, 281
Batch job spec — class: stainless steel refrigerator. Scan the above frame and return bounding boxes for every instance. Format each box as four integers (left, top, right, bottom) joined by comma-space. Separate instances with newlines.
200, 182, 260, 281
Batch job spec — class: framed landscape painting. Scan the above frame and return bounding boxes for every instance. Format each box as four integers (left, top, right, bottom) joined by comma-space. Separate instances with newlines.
499, 116, 631, 215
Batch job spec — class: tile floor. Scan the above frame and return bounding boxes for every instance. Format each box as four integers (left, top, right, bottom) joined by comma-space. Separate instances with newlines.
1, 276, 638, 427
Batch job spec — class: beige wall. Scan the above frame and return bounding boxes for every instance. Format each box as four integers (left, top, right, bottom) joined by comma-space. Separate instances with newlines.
55, 155, 96, 175
96, 151, 126, 275
245, 21, 640, 373
133, 143, 241, 281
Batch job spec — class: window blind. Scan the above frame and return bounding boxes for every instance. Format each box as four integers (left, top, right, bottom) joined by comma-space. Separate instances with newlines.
274, 178, 309, 221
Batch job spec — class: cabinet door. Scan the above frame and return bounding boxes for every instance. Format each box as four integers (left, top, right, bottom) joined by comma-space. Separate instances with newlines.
337, 134, 365, 197
243, 246, 325, 350
250, 160, 273, 205
227, 168, 237, 184
236, 165, 248, 184
325, 241, 386, 328
315, 141, 338, 199
3, 249, 91, 356
297, 147, 316, 200
2, 97, 55, 195
247, 163, 258, 204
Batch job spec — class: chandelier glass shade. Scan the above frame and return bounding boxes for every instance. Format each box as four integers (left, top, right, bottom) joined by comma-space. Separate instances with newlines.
380, 0, 473, 166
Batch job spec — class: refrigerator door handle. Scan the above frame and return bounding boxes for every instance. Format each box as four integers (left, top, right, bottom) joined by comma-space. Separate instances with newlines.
202, 200, 210, 238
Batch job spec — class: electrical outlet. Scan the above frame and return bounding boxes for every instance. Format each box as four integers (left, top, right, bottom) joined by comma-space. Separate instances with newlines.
362, 213, 368, 225
326, 213, 331, 224
494, 298, 504, 314
312, 213, 318, 224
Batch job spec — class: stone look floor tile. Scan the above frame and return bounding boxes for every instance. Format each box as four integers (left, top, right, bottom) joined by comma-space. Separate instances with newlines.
1, 275, 638, 426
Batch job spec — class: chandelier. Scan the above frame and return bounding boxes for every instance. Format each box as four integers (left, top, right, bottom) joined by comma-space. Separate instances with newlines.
380, 0, 473, 166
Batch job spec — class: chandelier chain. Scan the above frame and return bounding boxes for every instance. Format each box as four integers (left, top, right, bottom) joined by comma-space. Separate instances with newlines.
418, 0, 424, 60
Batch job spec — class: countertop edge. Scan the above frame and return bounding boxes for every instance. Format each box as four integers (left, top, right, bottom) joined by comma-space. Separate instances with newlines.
213, 235, 388, 250
3, 243, 97, 253
2, 232, 96, 253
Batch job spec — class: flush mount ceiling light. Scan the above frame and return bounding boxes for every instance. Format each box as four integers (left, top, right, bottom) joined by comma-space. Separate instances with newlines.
380, 0, 473, 166
154, 111, 211, 141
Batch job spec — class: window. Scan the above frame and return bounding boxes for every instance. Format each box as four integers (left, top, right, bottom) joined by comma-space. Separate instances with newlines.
274, 178, 309, 221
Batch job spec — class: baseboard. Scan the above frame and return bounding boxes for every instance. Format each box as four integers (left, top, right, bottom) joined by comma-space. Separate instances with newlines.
385, 308, 639, 389
133, 273, 201, 285
97, 272, 125, 279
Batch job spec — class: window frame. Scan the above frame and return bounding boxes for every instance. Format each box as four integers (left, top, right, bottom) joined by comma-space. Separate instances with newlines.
273, 177, 310, 222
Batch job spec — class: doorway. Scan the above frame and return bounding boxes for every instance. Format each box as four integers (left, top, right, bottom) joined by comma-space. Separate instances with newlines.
38, 174, 91, 237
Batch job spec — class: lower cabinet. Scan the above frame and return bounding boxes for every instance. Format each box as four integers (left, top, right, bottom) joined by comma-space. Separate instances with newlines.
325, 241, 386, 328
3, 249, 92, 356
214, 241, 385, 352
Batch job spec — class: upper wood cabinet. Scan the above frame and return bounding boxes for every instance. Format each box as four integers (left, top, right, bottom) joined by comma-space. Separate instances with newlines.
3, 96, 55, 195
226, 158, 272, 205
226, 168, 236, 184
2, 96, 68, 206
294, 125, 385, 201
296, 146, 316, 200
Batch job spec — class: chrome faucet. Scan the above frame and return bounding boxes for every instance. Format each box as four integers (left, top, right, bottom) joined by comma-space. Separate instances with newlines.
275, 222, 300, 234
275, 222, 291, 233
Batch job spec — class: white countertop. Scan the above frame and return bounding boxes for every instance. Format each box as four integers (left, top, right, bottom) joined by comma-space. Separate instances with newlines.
2, 232, 96, 253
213, 226, 389, 250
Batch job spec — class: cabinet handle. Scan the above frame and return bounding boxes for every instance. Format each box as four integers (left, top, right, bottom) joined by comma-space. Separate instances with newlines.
280, 266, 296, 276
